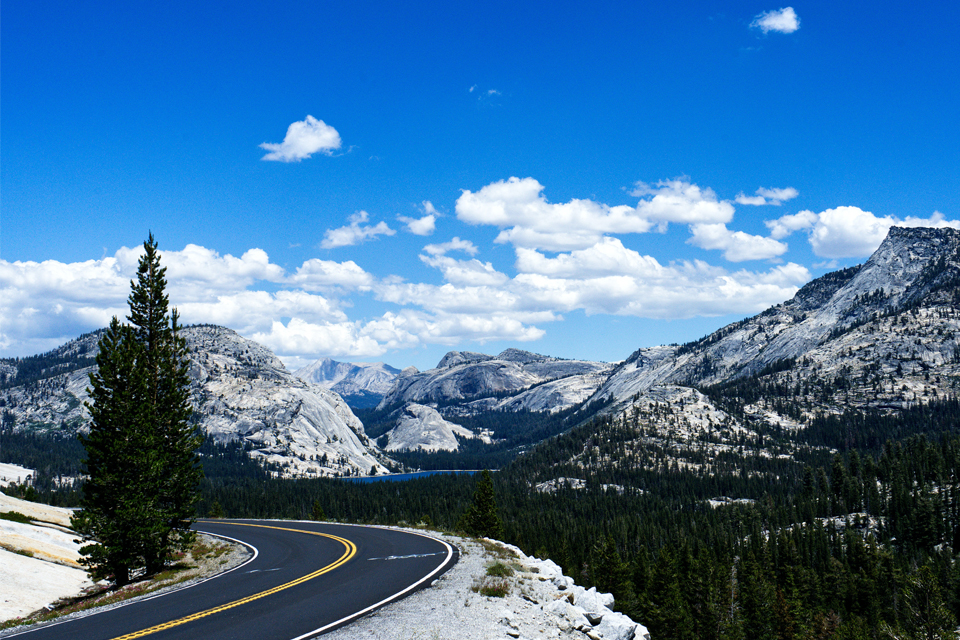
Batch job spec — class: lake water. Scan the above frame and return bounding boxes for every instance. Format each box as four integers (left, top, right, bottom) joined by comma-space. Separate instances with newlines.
347, 470, 480, 483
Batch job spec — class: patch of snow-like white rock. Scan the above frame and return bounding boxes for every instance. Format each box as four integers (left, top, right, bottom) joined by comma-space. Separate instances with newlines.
322, 533, 649, 640
382, 404, 490, 453
535, 478, 627, 495
0, 494, 93, 623
0, 463, 35, 487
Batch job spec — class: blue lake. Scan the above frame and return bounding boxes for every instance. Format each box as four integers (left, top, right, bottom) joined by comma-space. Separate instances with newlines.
346, 470, 480, 483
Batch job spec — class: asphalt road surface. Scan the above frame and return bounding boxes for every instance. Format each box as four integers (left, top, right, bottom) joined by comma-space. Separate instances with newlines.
9, 520, 458, 640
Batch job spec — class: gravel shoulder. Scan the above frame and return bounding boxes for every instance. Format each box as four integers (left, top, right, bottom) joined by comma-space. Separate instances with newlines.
325, 529, 650, 640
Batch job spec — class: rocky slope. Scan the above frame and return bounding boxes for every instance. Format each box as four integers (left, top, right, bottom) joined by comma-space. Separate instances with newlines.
363, 349, 614, 455
322, 533, 648, 640
0, 326, 392, 478
596, 227, 960, 416
380, 349, 614, 412
294, 358, 400, 408
380, 403, 493, 453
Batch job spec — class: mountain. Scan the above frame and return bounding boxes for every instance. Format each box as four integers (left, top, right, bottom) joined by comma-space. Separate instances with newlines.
380, 403, 493, 453
295, 358, 400, 409
514, 226, 960, 487
358, 348, 614, 457
596, 226, 960, 414
0, 326, 392, 478
379, 348, 614, 413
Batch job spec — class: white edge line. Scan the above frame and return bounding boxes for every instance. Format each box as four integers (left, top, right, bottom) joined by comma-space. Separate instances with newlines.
288, 528, 458, 640
6, 530, 259, 637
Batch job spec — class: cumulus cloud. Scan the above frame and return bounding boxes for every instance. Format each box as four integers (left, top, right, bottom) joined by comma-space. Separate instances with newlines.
398, 201, 438, 236
252, 318, 385, 358
423, 237, 479, 257
766, 207, 960, 258
765, 210, 819, 240
419, 252, 509, 287
631, 180, 735, 227
456, 177, 648, 251
506, 238, 808, 317
320, 211, 396, 249
688, 224, 788, 262
751, 7, 800, 34
287, 259, 374, 291
0, 244, 379, 358
514, 238, 661, 279
736, 187, 799, 206
260, 115, 342, 162
375, 236, 809, 325
455, 177, 734, 252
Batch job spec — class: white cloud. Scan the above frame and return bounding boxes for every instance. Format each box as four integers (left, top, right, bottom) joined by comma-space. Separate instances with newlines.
0, 244, 380, 359
507, 238, 808, 318
809, 207, 898, 259
252, 318, 385, 358
751, 7, 800, 34
765, 210, 819, 239
757, 187, 799, 203
422, 237, 478, 257
514, 238, 662, 279
259, 115, 342, 162
287, 259, 374, 291
419, 254, 509, 287
456, 177, 650, 251
735, 194, 768, 206
631, 179, 735, 226
398, 201, 438, 236
688, 223, 788, 261
766, 207, 960, 258
456, 177, 733, 252
736, 187, 799, 206
320, 211, 396, 249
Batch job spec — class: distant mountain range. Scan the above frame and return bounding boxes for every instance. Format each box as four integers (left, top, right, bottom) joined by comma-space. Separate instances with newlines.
2, 226, 958, 476
294, 358, 401, 408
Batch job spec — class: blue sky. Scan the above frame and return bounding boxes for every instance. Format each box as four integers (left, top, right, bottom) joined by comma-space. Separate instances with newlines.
2, 1, 959, 370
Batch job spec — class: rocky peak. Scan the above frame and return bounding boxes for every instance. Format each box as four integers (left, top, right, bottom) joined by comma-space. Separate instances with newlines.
437, 351, 493, 369
0, 325, 393, 479
496, 348, 547, 363
595, 226, 960, 413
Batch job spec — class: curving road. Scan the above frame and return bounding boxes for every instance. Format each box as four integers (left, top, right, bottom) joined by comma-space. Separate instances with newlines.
10, 520, 458, 640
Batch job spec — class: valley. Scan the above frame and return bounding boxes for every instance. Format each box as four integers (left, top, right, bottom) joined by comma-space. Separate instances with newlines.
3, 226, 960, 638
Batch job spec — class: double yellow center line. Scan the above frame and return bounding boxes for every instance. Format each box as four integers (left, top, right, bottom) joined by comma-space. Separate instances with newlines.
113, 522, 356, 640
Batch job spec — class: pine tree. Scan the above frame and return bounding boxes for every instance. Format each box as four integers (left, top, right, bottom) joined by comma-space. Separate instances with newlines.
311, 499, 326, 521
457, 469, 503, 539
72, 318, 153, 585
72, 234, 202, 584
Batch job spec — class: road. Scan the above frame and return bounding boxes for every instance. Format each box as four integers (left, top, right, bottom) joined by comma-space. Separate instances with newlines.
9, 520, 458, 640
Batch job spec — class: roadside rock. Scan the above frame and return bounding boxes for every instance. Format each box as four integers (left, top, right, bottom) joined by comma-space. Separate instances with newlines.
322, 532, 650, 640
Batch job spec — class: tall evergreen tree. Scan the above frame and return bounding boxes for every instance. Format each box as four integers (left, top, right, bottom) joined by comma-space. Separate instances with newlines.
72, 234, 202, 585
457, 469, 503, 539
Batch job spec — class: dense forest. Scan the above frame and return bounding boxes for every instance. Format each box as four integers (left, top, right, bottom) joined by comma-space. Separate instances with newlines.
5, 396, 960, 638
